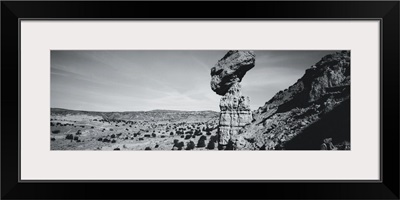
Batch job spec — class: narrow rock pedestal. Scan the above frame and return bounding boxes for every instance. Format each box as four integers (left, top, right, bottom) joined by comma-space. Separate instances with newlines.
218, 82, 252, 150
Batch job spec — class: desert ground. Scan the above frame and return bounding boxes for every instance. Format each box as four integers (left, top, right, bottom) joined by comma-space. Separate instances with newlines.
50, 111, 219, 150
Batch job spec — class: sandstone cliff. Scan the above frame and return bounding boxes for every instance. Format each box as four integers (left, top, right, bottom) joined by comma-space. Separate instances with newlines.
242, 50, 351, 150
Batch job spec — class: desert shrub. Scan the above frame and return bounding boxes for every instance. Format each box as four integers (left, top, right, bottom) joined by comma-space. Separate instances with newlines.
114, 148, 120, 150
81, 126, 85, 128
173, 141, 184, 150
155, 144, 159, 148
192, 135, 196, 138
152, 133, 156, 137
139, 138, 144, 141
111, 134, 116, 138
97, 138, 103, 141
133, 133, 137, 137
111, 139, 116, 143
51, 138, 55, 141
170, 132, 174, 136
206, 140, 215, 150
50, 122, 55, 126
194, 130, 202, 136
173, 139, 179, 144
186, 141, 195, 150
210, 135, 218, 142
109, 128, 113, 131
76, 130, 82, 135
180, 135, 184, 138
161, 135, 165, 138
125, 136, 129, 140
65, 134, 73, 140
52, 130, 60, 134
91, 126, 94, 129
197, 138, 206, 148
206, 135, 217, 150
184, 135, 192, 140
144, 134, 150, 138
73, 136, 79, 141
77, 140, 81, 142
103, 138, 110, 143
145, 147, 151, 150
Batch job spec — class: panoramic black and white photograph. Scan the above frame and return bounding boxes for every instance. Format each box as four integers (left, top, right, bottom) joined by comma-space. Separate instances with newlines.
50, 50, 350, 151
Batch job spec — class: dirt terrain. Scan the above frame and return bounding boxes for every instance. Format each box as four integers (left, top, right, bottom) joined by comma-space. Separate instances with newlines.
50, 109, 219, 151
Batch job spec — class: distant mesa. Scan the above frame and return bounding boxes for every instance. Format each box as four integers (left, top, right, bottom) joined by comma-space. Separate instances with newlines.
210, 50, 255, 96
50, 108, 219, 122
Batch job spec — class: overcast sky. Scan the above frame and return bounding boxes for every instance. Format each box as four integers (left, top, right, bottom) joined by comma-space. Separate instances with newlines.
51, 50, 338, 112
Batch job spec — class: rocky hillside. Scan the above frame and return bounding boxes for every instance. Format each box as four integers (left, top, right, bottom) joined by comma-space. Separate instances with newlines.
51, 108, 219, 123
241, 50, 351, 150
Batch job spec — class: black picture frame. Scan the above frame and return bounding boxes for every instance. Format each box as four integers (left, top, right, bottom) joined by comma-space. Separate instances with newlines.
1, 1, 399, 199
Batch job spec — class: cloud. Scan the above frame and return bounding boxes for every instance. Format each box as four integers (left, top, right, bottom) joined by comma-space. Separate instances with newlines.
51, 50, 336, 112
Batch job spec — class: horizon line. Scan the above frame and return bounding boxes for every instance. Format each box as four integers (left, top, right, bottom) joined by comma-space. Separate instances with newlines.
50, 107, 221, 113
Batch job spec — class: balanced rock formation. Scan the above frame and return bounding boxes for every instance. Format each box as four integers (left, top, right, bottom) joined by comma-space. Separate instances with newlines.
210, 50, 255, 96
210, 50, 255, 150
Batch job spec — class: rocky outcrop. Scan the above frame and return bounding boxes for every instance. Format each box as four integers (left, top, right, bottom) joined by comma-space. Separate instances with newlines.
256, 50, 350, 115
210, 50, 255, 96
210, 50, 255, 150
218, 82, 252, 149
244, 50, 351, 150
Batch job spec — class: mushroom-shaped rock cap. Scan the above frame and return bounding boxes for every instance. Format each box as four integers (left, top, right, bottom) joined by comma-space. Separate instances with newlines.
210, 50, 255, 95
